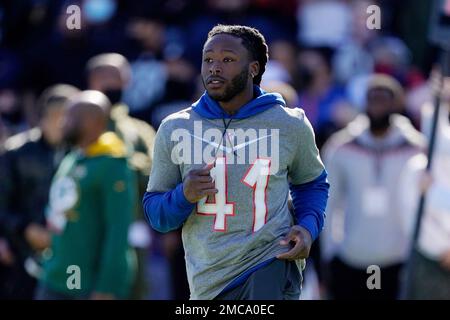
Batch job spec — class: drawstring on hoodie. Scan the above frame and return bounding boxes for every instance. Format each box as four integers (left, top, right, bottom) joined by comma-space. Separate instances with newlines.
213, 116, 236, 164
222, 117, 238, 158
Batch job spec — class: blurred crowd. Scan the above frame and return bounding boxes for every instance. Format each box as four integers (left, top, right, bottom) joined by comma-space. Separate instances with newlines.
0, 0, 449, 300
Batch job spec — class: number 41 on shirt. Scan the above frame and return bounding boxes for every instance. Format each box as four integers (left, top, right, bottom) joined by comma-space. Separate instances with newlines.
197, 157, 271, 233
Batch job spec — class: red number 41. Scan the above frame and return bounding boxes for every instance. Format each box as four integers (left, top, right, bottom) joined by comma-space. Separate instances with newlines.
197, 157, 271, 232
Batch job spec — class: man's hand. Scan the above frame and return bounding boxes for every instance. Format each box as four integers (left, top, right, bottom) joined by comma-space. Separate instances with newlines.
277, 225, 313, 260
440, 250, 450, 271
419, 171, 433, 195
183, 163, 217, 203
24, 223, 51, 251
0, 238, 15, 266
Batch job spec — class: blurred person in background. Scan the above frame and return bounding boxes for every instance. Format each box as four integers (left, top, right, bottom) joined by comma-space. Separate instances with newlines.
332, 0, 377, 86
268, 40, 298, 84
86, 53, 156, 182
36, 90, 137, 300
86, 53, 155, 299
296, 46, 355, 148
21, 0, 136, 92
184, 0, 296, 67
399, 75, 450, 299
296, 0, 352, 49
138, 30, 204, 300
0, 84, 79, 299
405, 67, 442, 129
0, 88, 29, 139
122, 12, 169, 122
261, 80, 300, 108
321, 74, 425, 299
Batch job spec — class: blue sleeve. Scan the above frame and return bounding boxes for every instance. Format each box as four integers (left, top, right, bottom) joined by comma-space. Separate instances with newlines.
289, 170, 329, 241
142, 183, 196, 233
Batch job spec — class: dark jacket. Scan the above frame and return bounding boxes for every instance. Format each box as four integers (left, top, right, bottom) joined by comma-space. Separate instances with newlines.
0, 128, 65, 260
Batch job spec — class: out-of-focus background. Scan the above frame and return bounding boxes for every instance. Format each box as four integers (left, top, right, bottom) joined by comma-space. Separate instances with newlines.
0, 0, 449, 300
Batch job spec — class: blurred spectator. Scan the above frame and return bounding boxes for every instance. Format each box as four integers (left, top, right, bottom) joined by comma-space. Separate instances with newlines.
321, 74, 425, 299
21, 0, 137, 92
345, 34, 415, 114
405, 67, 442, 129
262, 60, 292, 84
399, 81, 450, 299
371, 36, 413, 85
86, 52, 155, 299
0, 49, 24, 90
268, 40, 298, 83
332, 0, 377, 86
149, 58, 197, 130
86, 53, 156, 183
296, 46, 354, 148
261, 79, 299, 107
0, 88, 29, 137
297, 0, 352, 48
184, 0, 296, 67
36, 90, 137, 300
122, 15, 169, 120
22, 2, 92, 92
0, 84, 79, 299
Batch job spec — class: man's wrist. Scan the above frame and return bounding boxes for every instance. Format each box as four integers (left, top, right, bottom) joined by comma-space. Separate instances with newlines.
177, 183, 197, 207
296, 224, 313, 245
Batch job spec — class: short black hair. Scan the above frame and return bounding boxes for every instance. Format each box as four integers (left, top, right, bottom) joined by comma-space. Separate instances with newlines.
207, 25, 268, 85
37, 84, 80, 120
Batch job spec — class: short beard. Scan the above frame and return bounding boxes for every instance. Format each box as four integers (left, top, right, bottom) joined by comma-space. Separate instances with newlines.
63, 128, 81, 147
205, 68, 249, 102
368, 112, 392, 132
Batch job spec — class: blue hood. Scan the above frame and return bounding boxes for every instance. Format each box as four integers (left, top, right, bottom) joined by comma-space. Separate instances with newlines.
192, 85, 286, 119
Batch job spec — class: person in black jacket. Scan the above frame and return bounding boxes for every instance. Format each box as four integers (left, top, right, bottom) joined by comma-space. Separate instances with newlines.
0, 84, 79, 299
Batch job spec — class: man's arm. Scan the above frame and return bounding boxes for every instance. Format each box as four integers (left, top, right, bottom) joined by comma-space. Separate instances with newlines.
278, 110, 329, 260
144, 164, 219, 233
142, 119, 193, 232
287, 110, 328, 237
143, 185, 195, 233
142, 118, 218, 233
289, 170, 329, 242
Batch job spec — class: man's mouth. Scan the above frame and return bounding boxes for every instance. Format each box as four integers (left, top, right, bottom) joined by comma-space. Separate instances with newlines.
207, 77, 225, 89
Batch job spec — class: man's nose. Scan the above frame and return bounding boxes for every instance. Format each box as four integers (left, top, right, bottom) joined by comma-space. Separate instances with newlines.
209, 62, 222, 75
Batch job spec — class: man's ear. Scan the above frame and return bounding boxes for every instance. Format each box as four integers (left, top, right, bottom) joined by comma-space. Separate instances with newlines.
249, 61, 260, 79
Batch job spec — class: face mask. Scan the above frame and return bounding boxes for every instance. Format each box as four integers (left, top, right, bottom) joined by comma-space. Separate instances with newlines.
84, 0, 117, 24
368, 112, 392, 132
1, 106, 22, 125
297, 66, 314, 89
103, 89, 122, 105
63, 126, 81, 147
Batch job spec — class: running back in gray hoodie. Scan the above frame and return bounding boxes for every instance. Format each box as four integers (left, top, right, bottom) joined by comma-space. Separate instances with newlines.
143, 87, 328, 299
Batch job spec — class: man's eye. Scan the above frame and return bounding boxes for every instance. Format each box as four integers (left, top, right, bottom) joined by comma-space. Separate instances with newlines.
204, 58, 213, 63
224, 58, 234, 62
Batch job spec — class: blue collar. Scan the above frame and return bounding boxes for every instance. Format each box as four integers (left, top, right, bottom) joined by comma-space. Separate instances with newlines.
192, 85, 286, 119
